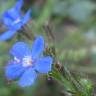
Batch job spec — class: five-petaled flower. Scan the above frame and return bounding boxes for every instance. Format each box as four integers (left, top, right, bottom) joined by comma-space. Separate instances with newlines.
0, 0, 31, 41
5, 36, 53, 87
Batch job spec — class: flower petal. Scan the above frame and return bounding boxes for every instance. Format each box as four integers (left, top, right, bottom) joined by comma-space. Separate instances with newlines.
0, 29, 17, 41
12, 22, 22, 31
15, 0, 23, 11
18, 68, 37, 87
5, 61, 25, 79
10, 42, 31, 59
3, 8, 20, 27
22, 9, 31, 25
32, 36, 44, 59
35, 56, 53, 73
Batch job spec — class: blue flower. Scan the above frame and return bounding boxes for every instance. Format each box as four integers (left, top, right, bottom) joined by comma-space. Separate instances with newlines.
0, 0, 31, 41
5, 36, 53, 87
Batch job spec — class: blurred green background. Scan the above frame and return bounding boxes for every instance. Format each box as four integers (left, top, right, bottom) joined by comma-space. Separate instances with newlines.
0, 0, 96, 96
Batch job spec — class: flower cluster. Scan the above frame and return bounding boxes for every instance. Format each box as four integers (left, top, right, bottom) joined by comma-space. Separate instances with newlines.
5, 36, 53, 87
0, 0, 53, 87
0, 0, 31, 41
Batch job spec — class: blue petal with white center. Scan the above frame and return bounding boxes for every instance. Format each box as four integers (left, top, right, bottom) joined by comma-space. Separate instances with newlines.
3, 8, 21, 27
0, 0, 31, 41
6, 36, 53, 87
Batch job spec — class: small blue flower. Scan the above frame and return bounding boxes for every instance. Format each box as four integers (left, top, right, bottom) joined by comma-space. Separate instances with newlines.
0, 0, 31, 41
5, 36, 53, 87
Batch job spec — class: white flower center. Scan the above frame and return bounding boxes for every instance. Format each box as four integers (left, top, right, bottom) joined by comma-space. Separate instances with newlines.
14, 57, 20, 63
22, 56, 32, 67
13, 18, 21, 25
